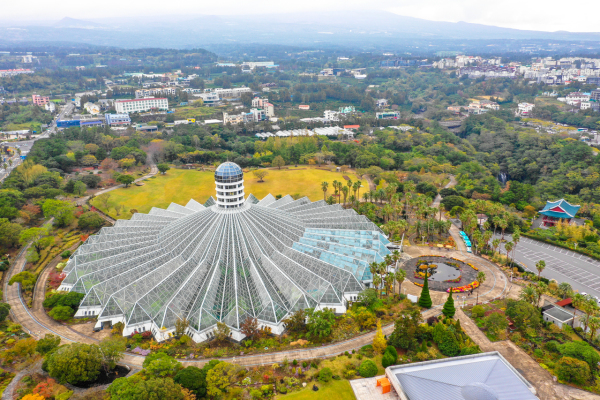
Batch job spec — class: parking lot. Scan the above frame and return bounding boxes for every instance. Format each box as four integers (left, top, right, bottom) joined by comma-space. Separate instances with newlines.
500, 235, 600, 298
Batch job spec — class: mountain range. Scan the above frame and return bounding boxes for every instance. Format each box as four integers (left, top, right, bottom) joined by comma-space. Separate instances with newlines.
1, 11, 599, 50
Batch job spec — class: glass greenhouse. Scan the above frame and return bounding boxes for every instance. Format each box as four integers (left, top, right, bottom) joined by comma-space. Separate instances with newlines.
59, 162, 391, 342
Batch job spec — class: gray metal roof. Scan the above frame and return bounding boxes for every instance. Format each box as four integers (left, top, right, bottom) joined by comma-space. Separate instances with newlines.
544, 306, 573, 322
391, 352, 538, 400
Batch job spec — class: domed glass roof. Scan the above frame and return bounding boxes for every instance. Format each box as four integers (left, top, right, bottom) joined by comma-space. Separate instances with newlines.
60, 191, 391, 343
214, 162, 243, 183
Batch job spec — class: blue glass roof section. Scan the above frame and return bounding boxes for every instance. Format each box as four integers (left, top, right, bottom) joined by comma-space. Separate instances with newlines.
214, 162, 243, 181
292, 229, 391, 281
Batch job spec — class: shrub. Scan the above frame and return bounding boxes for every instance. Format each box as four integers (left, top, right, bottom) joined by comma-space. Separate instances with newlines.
544, 340, 560, 353
382, 352, 396, 368
48, 305, 74, 321
174, 366, 207, 398
358, 360, 378, 378
471, 305, 485, 318
360, 344, 374, 358
46, 343, 102, 384
556, 356, 591, 385
61, 250, 71, 258
384, 345, 398, 360
438, 328, 460, 357
533, 349, 544, 358
318, 367, 332, 382
343, 369, 356, 379
558, 341, 600, 370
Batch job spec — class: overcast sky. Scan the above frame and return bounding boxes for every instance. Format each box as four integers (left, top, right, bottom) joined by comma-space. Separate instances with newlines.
4, 0, 600, 33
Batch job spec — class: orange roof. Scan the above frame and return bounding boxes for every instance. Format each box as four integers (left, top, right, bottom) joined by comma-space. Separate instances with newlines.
556, 298, 572, 307
344, 125, 360, 129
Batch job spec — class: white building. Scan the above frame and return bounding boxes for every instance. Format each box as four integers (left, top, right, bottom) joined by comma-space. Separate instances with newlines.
517, 102, 535, 116
135, 88, 177, 98
195, 92, 220, 106
115, 98, 169, 113
44, 102, 56, 113
214, 87, 252, 99
324, 110, 340, 121
84, 102, 101, 115
251, 97, 274, 117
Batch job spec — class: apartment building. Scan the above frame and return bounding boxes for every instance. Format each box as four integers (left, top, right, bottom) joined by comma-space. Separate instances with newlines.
115, 98, 169, 113
105, 114, 132, 126
135, 88, 177, 98
32, 94, 50, 106
214, 87, 252, 99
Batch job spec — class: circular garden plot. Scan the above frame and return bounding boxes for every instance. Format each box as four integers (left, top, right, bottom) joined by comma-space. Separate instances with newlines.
403, 255, 479, 292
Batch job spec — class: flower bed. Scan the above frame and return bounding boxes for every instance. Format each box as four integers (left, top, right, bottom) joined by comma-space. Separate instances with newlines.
444, 276, 462, 283
413, 271, 432, 280
447, 281, 479, 293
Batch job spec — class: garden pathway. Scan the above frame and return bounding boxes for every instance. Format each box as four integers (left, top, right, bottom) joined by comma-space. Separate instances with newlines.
456, 309, 600, 400
1, 360, 42, 400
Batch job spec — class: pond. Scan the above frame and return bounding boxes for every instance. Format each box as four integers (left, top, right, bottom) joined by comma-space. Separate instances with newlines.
428, 262, 461, 282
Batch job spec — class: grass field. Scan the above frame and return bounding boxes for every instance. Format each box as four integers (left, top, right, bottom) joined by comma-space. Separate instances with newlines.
173, 106, 219, 119
91, 167, 360, 219
275, 379, 356, 400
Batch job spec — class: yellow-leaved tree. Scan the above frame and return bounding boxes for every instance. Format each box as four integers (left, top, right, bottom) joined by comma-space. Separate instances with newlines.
373, 319, 387, 354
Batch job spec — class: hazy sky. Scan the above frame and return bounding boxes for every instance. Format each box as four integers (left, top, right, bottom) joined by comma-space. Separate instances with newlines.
4, 0, 600, 32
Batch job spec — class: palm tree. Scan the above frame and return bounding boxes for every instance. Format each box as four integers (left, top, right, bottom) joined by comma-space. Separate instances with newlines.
492, 239, 500, 256
519, 285, 538, 306
362, 192, 369, 203
572, 293, 586, 328
348, 195, 356, 207
581, 299, 598, 333
332, 180, 340, 202
373, 274, 382, 298
534, 282, 547, 308
395, 270, 406, 295
321, 181, 329, 201
535, 260, 546, 279
385, 273, 395, 298
511, 228, 521, 262
354, 180, 362, 200
504, 241, 514, 266
341, 186, 349, 206
475, 271, 486, 304
492, 216, 501, 237
483, 230, 493, 253
557, 282, 573, 300
498, 219, 508, 241
587, 316, 600, 340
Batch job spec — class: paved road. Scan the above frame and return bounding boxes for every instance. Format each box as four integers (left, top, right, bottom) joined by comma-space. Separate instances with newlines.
498, 234, 600, 298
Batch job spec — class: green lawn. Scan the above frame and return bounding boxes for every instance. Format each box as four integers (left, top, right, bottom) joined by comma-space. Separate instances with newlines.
275, 379, 356, 400
173, 106, 219, 119
92, 167, 360, 219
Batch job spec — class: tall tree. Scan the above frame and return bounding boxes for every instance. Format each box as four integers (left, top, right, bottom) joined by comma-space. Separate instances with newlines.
442, 288, 456, 318
321, 181, 329, 201
418, 272, 432, 309
535, 260, 546, 279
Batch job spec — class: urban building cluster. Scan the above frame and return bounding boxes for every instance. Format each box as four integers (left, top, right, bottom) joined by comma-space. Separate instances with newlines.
447, 99, 501, 115
0, 68, 34, 77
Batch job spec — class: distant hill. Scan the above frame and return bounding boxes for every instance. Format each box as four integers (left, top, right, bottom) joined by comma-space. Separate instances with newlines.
0, 10, 599, 49
54, 17, 106, 29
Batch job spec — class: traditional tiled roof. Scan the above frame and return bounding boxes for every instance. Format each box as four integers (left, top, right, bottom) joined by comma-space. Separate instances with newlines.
539, 199, 580, 219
